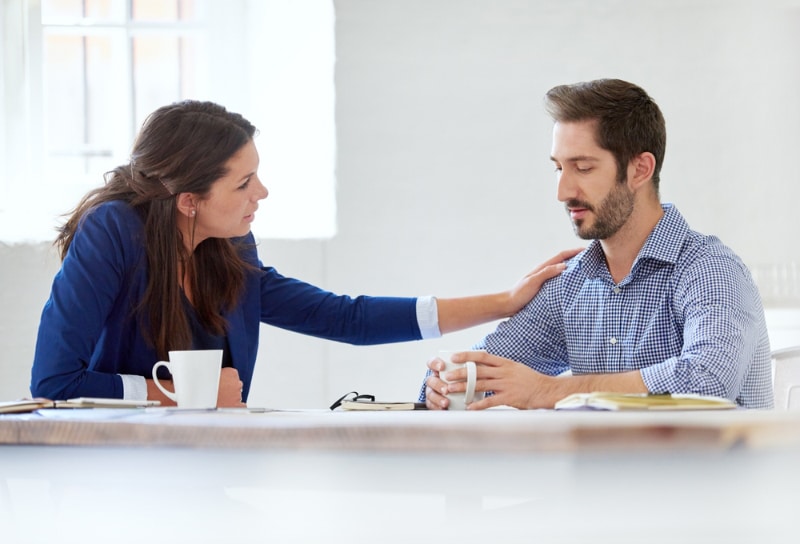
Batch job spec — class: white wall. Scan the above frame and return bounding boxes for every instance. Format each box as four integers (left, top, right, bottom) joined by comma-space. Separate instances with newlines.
2, 0, 799, 407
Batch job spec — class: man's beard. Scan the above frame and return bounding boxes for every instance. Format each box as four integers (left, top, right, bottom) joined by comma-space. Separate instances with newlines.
567, 181, 635, 240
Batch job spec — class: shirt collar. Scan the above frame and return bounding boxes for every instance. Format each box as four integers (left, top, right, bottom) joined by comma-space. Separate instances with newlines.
576, 203, 688, 280
635, 203, 688, 266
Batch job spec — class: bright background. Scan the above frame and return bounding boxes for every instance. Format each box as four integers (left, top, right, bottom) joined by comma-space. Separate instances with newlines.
2, 0, 799, 408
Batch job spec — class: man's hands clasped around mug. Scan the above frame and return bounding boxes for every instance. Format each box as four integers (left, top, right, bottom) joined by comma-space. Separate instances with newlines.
425, 350, 561, 410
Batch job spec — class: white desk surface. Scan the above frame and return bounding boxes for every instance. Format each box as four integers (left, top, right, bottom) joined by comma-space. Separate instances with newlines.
2, 406, 800, 452
2, 408, 799, 544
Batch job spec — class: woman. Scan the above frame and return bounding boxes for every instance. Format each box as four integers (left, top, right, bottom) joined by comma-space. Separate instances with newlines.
30, 100, 576, 407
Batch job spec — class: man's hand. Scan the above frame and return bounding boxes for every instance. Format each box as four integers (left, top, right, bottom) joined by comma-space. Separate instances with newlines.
424, 355, 453, 410
427, 350, 648, 410
462, 350, 560, 410
424, 350, 558, 410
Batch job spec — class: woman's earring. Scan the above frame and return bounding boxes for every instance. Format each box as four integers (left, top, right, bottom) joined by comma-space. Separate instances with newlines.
190, 209, 196, 217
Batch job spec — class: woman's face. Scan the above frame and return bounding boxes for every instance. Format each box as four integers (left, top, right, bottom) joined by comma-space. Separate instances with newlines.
189, 139, 268, 246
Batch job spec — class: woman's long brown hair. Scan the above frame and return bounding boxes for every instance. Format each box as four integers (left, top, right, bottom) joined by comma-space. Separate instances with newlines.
55, 100, 257, 360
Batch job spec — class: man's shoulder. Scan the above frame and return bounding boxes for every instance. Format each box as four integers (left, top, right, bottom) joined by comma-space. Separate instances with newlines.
657, 205, 745, 270
531, 251, 589, 303
677, 228, 744, 267
668, 228, 755, 298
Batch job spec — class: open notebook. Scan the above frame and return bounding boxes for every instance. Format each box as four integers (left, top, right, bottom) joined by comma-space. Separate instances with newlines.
554, 392, 737, 411
0, 397, 160, 414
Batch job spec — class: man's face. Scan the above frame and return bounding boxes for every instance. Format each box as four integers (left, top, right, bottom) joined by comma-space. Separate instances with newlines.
550, 120, 634, 241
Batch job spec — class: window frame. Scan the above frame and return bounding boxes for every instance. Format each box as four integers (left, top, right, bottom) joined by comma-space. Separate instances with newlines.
1, 0, 337, 243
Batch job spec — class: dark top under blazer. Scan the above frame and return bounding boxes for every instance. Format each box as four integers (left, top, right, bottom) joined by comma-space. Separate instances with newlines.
31, 200, 422, 401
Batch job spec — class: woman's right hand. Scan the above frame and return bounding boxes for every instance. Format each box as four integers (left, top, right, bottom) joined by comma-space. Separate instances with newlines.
501, 247, 583, 317
435, 247, 582, 334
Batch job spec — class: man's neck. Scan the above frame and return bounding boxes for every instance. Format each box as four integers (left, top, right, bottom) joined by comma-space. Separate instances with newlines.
599, 201, 664, 284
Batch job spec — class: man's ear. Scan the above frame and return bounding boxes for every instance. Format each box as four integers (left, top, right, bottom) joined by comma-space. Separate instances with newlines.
176, 192, 197, 218
628, 152, 656, 191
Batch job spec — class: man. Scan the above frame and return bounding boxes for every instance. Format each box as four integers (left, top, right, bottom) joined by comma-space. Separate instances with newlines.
422, 78, 772, 410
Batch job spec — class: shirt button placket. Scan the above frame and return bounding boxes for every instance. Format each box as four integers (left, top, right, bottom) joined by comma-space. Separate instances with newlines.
609, 285, 622, 370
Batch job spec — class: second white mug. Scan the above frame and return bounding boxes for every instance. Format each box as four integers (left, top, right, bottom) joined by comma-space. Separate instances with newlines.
437, 350, 486, 410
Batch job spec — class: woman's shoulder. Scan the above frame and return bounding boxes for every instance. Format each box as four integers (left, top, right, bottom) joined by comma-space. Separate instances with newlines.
85, 199, 140, 222
74, 200, 145, 255
231, 231, 262, 266
81, 200, 142, 232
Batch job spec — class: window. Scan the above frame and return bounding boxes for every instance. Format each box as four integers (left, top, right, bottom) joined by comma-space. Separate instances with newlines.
0, 0, 336, 243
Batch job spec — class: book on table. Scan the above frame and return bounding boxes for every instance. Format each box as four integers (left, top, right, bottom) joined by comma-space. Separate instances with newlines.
554, 392, 737, 411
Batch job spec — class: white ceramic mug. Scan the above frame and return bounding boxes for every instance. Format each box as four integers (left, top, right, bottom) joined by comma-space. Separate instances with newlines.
151, 349, 223, 409
437, 350, 486, 410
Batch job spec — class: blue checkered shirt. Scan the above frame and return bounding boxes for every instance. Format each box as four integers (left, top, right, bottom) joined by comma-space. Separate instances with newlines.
421, 204, 773, 408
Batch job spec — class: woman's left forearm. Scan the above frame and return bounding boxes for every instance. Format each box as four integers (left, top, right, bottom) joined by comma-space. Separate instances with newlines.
436, 293, 512, 334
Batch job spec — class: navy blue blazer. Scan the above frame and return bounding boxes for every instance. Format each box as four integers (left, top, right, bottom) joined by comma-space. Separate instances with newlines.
31, 201, 422, 401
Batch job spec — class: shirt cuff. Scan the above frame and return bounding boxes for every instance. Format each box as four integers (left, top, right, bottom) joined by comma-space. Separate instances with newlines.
120, 374, 148, 401
416, 295, 441, 339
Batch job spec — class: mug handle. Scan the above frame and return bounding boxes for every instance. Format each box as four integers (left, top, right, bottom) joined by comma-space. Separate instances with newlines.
464, 361, 477, 404
151, 361, 177, 402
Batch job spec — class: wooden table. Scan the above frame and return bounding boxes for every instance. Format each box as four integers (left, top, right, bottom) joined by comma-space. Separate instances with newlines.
2, 408, 799, 543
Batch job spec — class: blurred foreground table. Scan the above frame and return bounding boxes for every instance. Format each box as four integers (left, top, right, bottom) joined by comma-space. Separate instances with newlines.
1, 407, 799, 543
